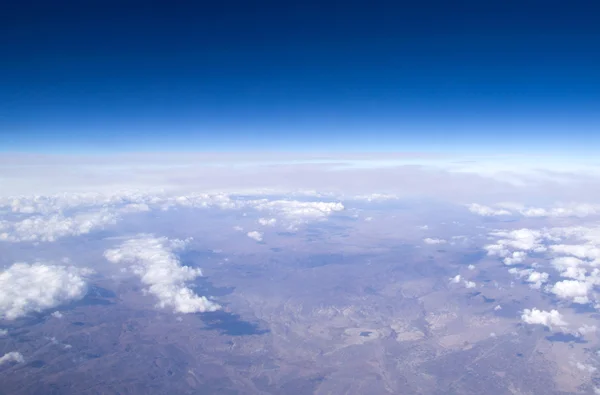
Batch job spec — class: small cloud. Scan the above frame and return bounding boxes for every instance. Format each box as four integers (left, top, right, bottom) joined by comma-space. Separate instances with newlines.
551, 280, 590, 304
573, 361, 597, 373
246, 231, 264, 242
51, 311, 63, 318
578, 324, 597, 336
467, 203, 512, 216
468, 264, 476, 270
0, 329, 7, 336
450, 274, 461, 283
0, 351, 24, 365
494, 305, 502, 311
521, 308, 568, 329
258, 218, 277, 226
424, 238, 447, 245
464, 280, 477, 289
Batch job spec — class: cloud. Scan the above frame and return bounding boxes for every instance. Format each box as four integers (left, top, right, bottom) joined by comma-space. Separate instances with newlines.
0, 352, 24, 365
450, 275, 461, 283
51, 311, 63, 318
464, 280, 476, 289
423, 238, 447, 245
467, 264, 476, 270
502, 251, 527, 265
258, 218, 277, 226
578, 324, 597, 336
467, 203, 512, 216
0, 329, 7, 336
550, 280, 591, 304
0, 262, 90, 320
520, 203, 600, 218
104, 236, 220, 314
573, 361, 597, 374
508, 268, 549, 289
246, 231, 264, 242
249, 200, 344, 223
0, 210, 118, 242
521, 308, 568, 329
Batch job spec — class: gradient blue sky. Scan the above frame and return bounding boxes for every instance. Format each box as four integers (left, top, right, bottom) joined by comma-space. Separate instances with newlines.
1, 1, 599, 154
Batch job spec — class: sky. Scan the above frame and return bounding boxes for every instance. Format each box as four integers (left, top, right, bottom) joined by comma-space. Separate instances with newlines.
1, 1, 599, 154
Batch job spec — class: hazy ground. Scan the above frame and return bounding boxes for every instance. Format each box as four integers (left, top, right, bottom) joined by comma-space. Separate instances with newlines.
1, 194, 600, 394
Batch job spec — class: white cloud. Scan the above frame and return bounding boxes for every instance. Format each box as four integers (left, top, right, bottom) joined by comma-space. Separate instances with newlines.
349, 193, 398, 202
104, 236, 220, 314
521, 308, 568, 329
246, 231, 264, 242
0, 210, 118, 242
550, 280, 591, 304
464, 280, 477, 289
249, 200, 344, 222
520, 203, 600, 218
486, 229, 547, 255
0, 263, 89, 320
424, 238, 447, 245
450, 275, 461, 283
0, 329, 7, 336
258, 218, 277, 226
51, 311, 63, 318
508, 268, 549, 289
0, 351, 24, 365
467, 203, 512, 216
494, 305, 502, 311
468, 264, 476, 270
578, 324, 597, 336
503, 251, 527, 265
573, 361, 597, 373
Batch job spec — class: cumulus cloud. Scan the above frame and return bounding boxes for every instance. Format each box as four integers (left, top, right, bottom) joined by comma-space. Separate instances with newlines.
0, 263, 90, 320
349, 193, 398, 202
246, 231, 264, 242
520, 204, 600, 218
249, 199, 344, 222
467, 264, 476, 270
0, 210, 118, 242
508, 268, 549, 289
486, 229, 548, 257
469, 202, 600, 218
464, 280, 477, 289
51, 311, 63, 318
258, 218, 277, 226
550, 280, 591, 304
0, 352, 24, 365
467, 204, 512, 216
104, 236, 220, 314
424, 238, 447, 245
521, 308, 568, 329
573, 361, 597, 373
450, 275, 461, 283
578, 324, 597, 336
503, 251, 527, 265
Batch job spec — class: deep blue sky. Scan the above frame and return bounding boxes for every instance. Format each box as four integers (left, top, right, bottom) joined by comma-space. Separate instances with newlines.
1, 1, 599, 153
